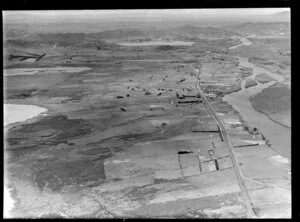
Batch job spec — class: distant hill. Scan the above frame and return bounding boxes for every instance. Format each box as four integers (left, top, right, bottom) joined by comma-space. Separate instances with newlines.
5, 25, 242, 49
145, 25, 241, 39
271, 11, 290, 20
6, 33, 119, 49
86, 26, 239, 39
88, 29, 145, 39
231, 22, 290, 36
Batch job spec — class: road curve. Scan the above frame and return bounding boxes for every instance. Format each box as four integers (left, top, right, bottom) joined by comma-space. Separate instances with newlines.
193, 65, 256, 218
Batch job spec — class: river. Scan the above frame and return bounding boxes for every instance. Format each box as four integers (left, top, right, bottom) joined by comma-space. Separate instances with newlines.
223, 57, 291, 159
229, 35, 253, 50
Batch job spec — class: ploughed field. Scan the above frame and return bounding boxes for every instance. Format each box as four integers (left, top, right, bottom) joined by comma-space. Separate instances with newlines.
4, 25, 291, 218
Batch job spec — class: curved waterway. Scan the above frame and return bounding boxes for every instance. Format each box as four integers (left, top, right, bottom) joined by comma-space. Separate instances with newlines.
229, 35, 253, 50
223, 57, 291, 159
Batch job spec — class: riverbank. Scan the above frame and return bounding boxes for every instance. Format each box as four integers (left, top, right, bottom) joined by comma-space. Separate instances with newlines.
223, 56, 290, 159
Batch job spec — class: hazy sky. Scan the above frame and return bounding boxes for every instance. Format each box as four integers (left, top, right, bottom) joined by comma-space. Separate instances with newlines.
3, 8, 289, 27
4, 8, 289, 18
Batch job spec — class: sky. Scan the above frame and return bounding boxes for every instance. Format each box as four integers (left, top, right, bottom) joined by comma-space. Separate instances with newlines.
3, 8, 290, 27
4, 8, 289, 18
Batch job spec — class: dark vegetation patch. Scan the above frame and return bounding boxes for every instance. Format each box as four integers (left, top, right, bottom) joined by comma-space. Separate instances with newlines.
156, 45, 178, 51
159, 119, 197, 138
250, 82, 291, 115
153, 178, 186, 184
31, 157, 105, 192
38, 87, 87, 101
5, 73, 69, 91
126, 186, 160, 202
39, 213, 65, 218
178, 151, 193, 154
255, 73, 276, 84
6, 115, 91, 153
6, 33, 119, 49
244, 78, 258, 88
79, 145, 113, 159
5, 88, 48, 99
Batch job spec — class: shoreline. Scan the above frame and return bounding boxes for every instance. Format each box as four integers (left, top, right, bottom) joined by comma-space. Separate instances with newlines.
222, 98, 291, 160
222, 80, 291, 129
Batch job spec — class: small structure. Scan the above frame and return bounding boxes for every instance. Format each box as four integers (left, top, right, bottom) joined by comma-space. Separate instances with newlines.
208, 149, 219, 170
161, 122, 167, 127
177, 99, 202, 104
176, 92, 185, 99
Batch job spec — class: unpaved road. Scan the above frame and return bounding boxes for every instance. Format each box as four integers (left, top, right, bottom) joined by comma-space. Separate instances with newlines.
193, 65, 256, 218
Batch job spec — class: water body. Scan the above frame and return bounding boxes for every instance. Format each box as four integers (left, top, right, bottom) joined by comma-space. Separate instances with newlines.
4, 66, 92, 77
229, 35, 253, 50
4, 104, 47, 126
223, 57, 291, 159
118, 41, 195, 46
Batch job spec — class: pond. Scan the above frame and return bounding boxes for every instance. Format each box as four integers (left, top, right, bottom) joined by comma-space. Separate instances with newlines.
4, 104, 47, 126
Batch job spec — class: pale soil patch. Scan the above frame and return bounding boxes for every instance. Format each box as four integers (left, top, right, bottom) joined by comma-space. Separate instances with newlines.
249, 188, 291, 206
4, 67, 92, 76
202, 205, 245, 218
8, 179, 100, 218
59, 84, 81, 88
117, 41, 195, 46
149, 185, 240, 204
84, 72, 110, 76
3, 182, 16, 218
240, 139, 265, 145
83, 79, 104, 83
270, 155, 289, 164
256, 203, 291, 218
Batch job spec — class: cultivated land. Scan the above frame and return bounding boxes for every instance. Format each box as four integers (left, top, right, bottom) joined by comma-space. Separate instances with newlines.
4, 20, 291, 218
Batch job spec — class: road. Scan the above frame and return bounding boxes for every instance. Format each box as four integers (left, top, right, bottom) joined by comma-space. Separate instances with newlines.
193, 65, 256, 218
